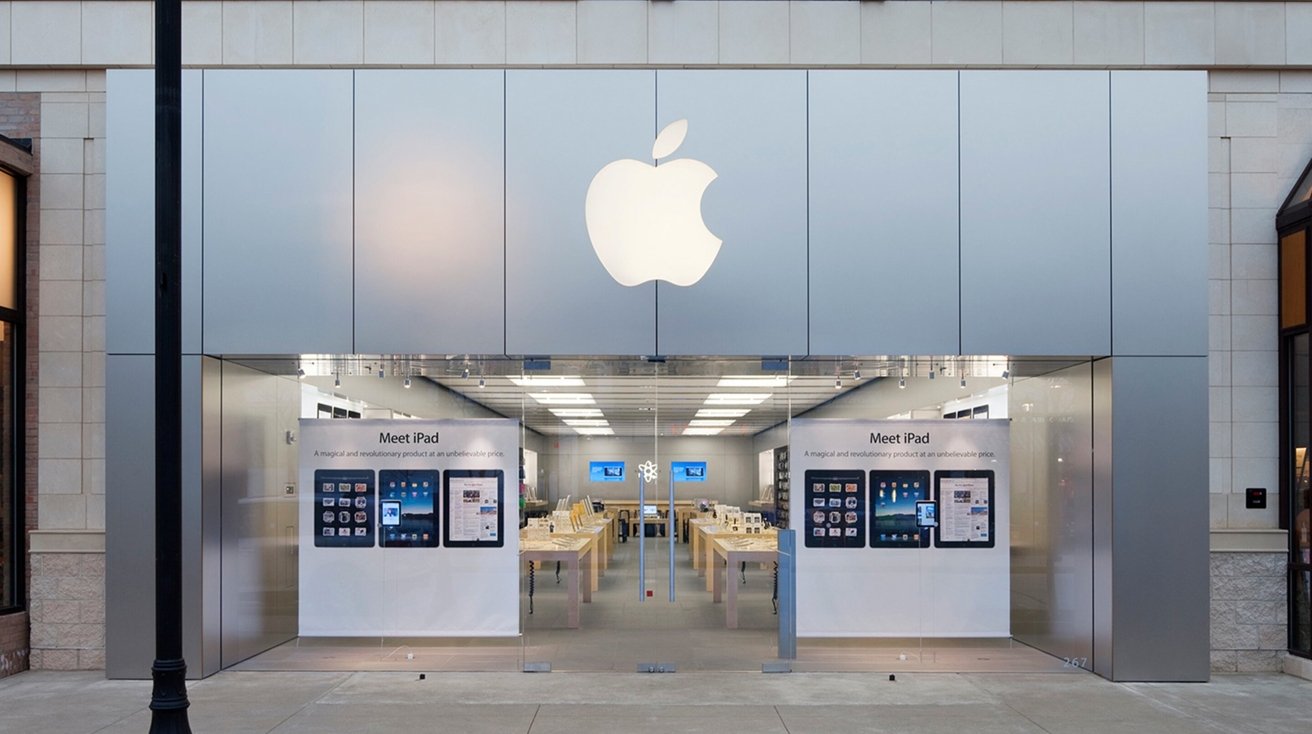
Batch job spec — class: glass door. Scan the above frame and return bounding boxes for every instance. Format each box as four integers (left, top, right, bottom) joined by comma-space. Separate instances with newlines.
518, 357, 792, 672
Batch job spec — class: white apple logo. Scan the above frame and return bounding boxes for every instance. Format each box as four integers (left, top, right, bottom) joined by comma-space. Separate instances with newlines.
585, 120, 721, 287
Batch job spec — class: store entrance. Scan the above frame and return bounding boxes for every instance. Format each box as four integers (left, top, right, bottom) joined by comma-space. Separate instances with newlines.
515, 357, 788, 671
218, 354, 1094, 675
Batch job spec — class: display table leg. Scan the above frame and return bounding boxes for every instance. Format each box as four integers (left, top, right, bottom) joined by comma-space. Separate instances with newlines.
589, 541, 599, 593
706, 542, 716, 591
712, 550, 724, 604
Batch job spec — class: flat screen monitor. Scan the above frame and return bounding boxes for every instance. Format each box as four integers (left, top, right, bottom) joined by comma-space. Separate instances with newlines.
589, 461, 626, 482
642, 504, 658, 517
671, 461, 708, 482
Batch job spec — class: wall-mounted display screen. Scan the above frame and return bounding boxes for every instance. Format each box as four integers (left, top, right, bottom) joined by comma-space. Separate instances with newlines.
870, 470, 931, 548
589, 461, 626, 482
378, 469, 438, 548
444, 470, 504, 547
313, 469, 375, 548
802, 469, 865, 548
934, 470, 995, 548
671, 461, 708, 482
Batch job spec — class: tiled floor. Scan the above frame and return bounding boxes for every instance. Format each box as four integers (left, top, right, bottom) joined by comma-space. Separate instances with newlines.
2, 670, 1310, 734
237, 534, 1067, 674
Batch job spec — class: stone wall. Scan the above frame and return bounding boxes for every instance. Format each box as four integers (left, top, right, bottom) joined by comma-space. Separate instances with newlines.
1211, 551, 1288, 672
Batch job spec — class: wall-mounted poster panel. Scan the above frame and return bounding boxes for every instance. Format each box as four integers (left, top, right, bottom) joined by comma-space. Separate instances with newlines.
444, 470, 504, 547
791, 419, 1010, 638
298, 419, 519, 637
671, 461, 707, 482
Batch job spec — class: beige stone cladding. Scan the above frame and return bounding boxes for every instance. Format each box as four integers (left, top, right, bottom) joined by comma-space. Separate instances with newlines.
8, 69, 107, 671
1211, 552, 1288, 672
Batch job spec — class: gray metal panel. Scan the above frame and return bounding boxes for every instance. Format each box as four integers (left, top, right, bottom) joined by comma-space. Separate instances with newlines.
808, 70, 959, 356
505, 70, 656, 356
202, 70, 354, 355
220, 362, 300, 667
1092, 357, 1113, 678
105, 70, 154, 355
1110, 356, 1209, 681
959, 71, 1112, 356
1009, 362, 1095, 666
1110, 72, 1208, 357
105, 355, 154, 678
354, 70, 505, 355
654, 70, 808, 356
182, 70, 204, 354
105, 70, 205, 355
181, 356, 223, 677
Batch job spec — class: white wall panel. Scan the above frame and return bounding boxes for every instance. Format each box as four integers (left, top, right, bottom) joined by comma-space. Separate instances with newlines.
1111, 71, 1208, 357
960, 71, 1112, 356
505, 70, 656, 356
354, 70, 504, 355
655, 70, 808, 356
809, 70, 959, 356
202, 70, 354, 355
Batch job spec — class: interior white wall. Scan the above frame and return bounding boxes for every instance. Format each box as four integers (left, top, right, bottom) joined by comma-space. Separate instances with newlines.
537, 435, 757, 507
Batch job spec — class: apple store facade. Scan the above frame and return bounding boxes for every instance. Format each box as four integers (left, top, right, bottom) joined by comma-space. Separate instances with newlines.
104, 69, 1208, 682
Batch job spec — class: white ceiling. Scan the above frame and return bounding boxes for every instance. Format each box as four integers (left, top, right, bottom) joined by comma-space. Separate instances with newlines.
250, 355, 1073, 439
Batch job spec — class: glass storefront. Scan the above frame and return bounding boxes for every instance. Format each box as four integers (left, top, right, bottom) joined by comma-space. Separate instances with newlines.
0, 166, 21, 614
209, 354, 1096, 675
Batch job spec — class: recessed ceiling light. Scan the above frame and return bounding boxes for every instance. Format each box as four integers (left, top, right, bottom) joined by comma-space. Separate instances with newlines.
508, 375, 586, 387
716, 376, 791, 388
549, 408, 604, 418
683, 426, 725, 436
696, 408, 750, 418
689, 419, 735, 427
703, 393, 770, 405
529, 393, 595, 405
574, 426, 614, 436
563, 419, 609, 427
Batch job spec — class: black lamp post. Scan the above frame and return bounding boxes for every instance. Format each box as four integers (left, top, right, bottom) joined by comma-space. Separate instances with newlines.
149, 0, 191, 730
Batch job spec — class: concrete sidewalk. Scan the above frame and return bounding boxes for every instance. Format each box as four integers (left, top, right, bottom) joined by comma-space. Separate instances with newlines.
1, 669, 1309, 733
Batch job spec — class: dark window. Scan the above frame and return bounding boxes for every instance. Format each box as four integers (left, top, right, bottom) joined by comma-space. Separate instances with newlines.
0, 167, 21, 614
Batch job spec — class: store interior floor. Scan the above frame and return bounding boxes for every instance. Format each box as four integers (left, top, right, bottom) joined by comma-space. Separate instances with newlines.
235, 528, 1069, 674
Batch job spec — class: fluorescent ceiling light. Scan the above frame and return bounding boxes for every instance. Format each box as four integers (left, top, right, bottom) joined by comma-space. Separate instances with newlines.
563, 419, 610, 427
508, 376, 586, 387
696, 408, 750, 418
529, 393, 595, 405
574, 426, 614, 436
683, 426, 725, 436
716, 376, 791, 388
549, 408, 604, 418
689, 419, 735, 427
704, 393, 770, 405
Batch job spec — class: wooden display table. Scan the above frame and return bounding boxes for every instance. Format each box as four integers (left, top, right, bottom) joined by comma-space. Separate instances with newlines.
709, 536, 779, 629
695, 524, 777, 588
600, 500, 698, 540
520, 535, 593, 628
